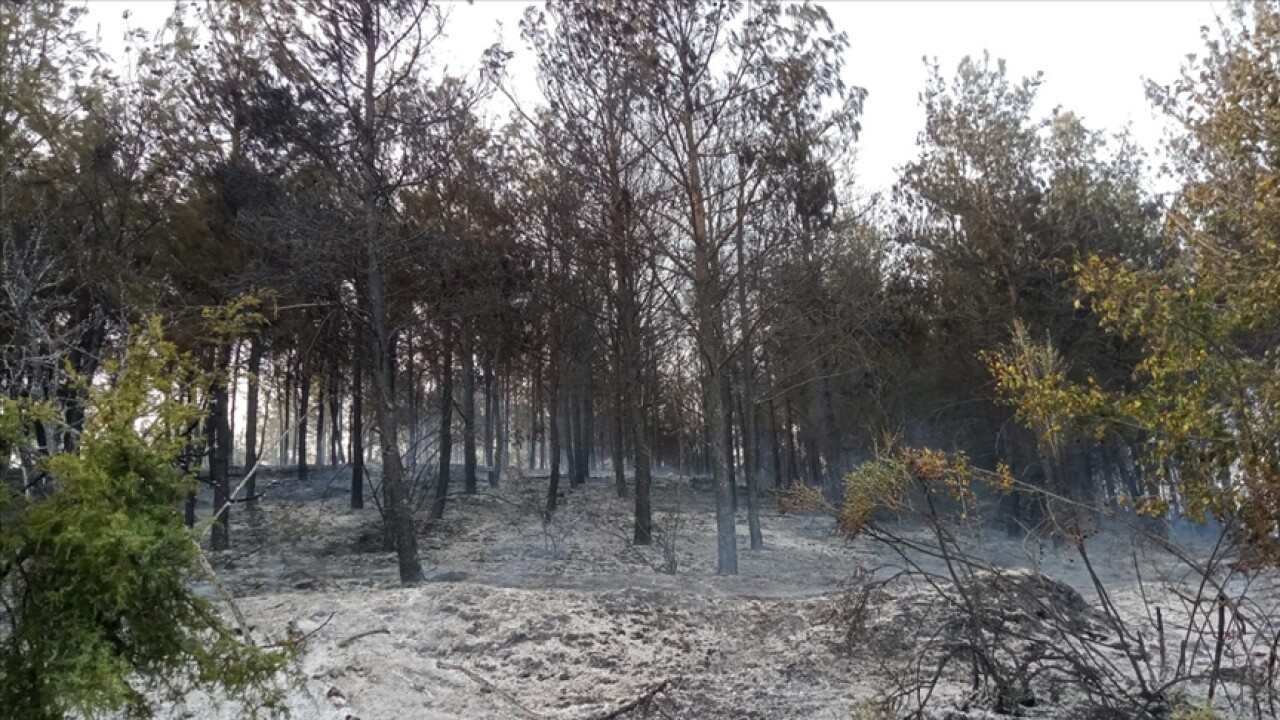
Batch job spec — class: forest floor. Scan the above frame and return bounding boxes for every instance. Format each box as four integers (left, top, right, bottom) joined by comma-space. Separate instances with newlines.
160, 466, 1268, 719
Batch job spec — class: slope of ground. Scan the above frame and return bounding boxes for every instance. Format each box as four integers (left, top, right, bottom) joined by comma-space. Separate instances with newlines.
158, 467, 1258, 719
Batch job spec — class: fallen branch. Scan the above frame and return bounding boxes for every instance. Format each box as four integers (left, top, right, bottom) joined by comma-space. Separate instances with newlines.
195, 541, 255, 644
437, 660, 546, 720
268, 611, 335, 650
337, 627, 390, 649
391, 668, 435, 698
584, 679, 675, 720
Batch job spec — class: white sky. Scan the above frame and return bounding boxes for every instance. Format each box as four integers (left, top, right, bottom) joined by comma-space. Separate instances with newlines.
80, 0, 1226, 193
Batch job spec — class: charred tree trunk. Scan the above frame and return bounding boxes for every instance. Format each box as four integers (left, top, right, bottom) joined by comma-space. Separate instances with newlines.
631, 366, 653, 545
570, 385, 586, 487
499, 370, 511, 485
229, 343, 240, 464
360, 0, 422, 583
433, 318, 455, 520
617, 255, 651, 544
768, 394, 783, 488
244, 336, 263, 511
546, 326, 563, 513
819, 369, 841, 504
406, 340, 420, 469
736, 213, 762, 548
489, 364, 505, 488
280, 363, 291, 467
483, 356, 495, 470
184, 384, 198, 528
462, 323, 478, 494
582, 369, 595, 477
530, 354, 541, 471
612, 361, 627, 498
483, 362, 495, 486
316, 371, 326, 468
805, 428, 822, 489
561, 384, 574, 484
297, 368, 310, 483
720, 369, 737, 513
329, 362, 342, 466
351, 338, 365, 510
210, 345, 233, 551
784, 396, 799, 486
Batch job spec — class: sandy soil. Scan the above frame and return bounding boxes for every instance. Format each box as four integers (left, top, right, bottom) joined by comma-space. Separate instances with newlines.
156, 467, 1275, 719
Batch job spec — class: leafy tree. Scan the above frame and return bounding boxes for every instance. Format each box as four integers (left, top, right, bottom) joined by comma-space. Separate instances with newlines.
894, 53, 1161, 535
993, 0, 1280, 562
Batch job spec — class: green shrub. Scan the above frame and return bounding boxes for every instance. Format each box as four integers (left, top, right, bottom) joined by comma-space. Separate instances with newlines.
849, 699, 888, 720
0, 319, 294, 719
1170, 705, 1220, 720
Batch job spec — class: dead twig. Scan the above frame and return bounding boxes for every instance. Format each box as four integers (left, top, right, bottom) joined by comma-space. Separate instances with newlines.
337, 627, 390, 649
195, 541, 255, 644
436, 660, 546, 720
583, 678, 675, 720
270, 611, 335, 649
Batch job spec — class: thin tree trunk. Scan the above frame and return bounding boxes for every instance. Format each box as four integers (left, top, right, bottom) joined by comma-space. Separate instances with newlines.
819, 369, 841, 503
546, 328, 563, 513
768, 394, 783, 488
244, 336, 262, 511
582, 368, 595, 477
784, 396, 798, 485
540, 383, 548, 469
433, 319, 455, 520
706, 381, 716, 476
721, 370, 737, 513
184, 387, 198, 528
280, 363, 291, 467
612, 365, 626, 498
483, 356, 495, 470
570, 386, 585, 487
735, 208, 762, 548
360, 0, 422, 583
351, 338, 365, 510
489, 363, 504, 488
406, 338, 419, 469
498, 369, 511, 484
805, 426, 822, 488
618, 259, 651, 544
630, 361, 653, 545
330, 362, 342, 466
529, 354, 541, 471
210, 345, 233, 551
229, 341, 241, 464
462, 323, 478, 494
316, 368, 326, 468
562, 383, 575, 485
297, 368, 309, 483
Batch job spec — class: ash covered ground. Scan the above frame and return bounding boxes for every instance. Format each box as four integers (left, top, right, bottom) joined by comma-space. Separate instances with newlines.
156, 467, 1271, 720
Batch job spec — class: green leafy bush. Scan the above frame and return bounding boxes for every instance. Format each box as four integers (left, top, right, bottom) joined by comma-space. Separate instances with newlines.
0, 319, 294, 719
1170, 705, 1221, 720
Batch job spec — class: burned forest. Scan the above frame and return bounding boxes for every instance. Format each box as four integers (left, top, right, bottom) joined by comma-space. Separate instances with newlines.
4, 1, 1280, 719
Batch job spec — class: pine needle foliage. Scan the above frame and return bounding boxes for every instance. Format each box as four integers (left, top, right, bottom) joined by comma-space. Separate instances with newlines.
0, 318, 294, 720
